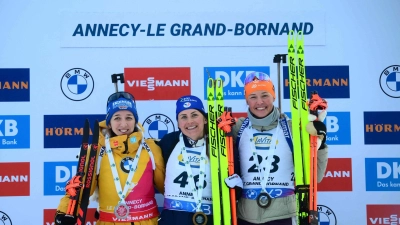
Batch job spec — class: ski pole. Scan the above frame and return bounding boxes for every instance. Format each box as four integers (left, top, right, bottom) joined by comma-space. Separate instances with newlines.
217, 107, 237, 225
307, 91, 328, 223
273, 54, 287, 113
111, 73, 124, 92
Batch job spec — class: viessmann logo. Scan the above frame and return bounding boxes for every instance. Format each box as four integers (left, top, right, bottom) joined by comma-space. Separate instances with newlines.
367, 205, 400, 225
318, 158, 352, 191
124, 67, 191, 100
0, 162, 30, 196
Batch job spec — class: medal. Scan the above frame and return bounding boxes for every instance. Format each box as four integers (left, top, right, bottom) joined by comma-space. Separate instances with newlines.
257, 192, 272, 208
192, 211, 208, 225
114, 202, 130, 219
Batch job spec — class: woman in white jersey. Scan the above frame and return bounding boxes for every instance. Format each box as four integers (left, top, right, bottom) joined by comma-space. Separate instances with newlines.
231, 72, 329, 225
157, 95, 213, 225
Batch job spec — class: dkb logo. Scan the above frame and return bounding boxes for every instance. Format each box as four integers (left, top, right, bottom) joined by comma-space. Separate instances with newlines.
365, 158, 400, 191
0, 115, 30, 149
43, 162, 77, 195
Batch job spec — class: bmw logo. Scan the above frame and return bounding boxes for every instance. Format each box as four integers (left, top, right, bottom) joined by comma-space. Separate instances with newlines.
60, 68, 94, 101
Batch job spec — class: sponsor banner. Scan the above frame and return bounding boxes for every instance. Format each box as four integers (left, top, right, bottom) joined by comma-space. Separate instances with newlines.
318, 158, 352, 191
364, 111, 400, 145
0, 162, 30, 196
43, 114, 105, 148
283, 66, 350, 99
284, 111, 350, 145
142, 113, 176, 140
61, 11, 325, 47
44, 162, 77, 195
366, 205, 400, 225
0, 211, 12, 225
0, 68, 30, 102
325, 112, 351, 145
124, 67, 190, 100
365, 158, 400, 191
0, 115, 30, 149
203, 66, 270, 100
379, 65, 400, 98
317, 205, 337, 225
60, 68, 94, 101
44, 208, 97, 225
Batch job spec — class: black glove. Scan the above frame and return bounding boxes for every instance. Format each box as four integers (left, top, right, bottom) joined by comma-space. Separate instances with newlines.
55, 213, 76, 225
313, 120, 326, 150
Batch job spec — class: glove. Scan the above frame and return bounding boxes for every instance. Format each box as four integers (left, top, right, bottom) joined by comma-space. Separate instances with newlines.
55, 213, 76, 225
225, 174, 243, 189
306, 110, 327, 150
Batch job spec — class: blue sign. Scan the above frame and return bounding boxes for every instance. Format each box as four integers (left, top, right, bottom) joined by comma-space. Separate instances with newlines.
365, 158, 400, 191
0, 68, 30, 102
0, 115, 30, 149
44, 161, 77, 195
283, 66, 350, 99
364, 111, 400, 144
43, 114, 105, 148
203, 66, 270, 100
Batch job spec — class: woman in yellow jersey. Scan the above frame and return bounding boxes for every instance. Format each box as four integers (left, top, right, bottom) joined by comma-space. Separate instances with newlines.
55, 92, 165, 225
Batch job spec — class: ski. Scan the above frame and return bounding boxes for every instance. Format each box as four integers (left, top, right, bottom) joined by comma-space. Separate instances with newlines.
288, 30, 313, 225
207, 77, 233, 225
77, 120, 99, 225
65, 119, 99, 225
215, 79, 232, 225
207, 77, 222, 225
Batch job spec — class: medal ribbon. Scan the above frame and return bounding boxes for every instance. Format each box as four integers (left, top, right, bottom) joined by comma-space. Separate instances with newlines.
105, 134, 143, 204
179, 134, 207, 212
249, 121, 281, 194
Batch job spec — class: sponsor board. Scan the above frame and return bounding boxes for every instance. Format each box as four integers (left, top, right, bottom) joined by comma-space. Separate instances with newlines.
0, 68, 30, 102
124, 67, 190, 100
0, 115, 30, 149
43, 114, 105, 148
0, 162, 30, 196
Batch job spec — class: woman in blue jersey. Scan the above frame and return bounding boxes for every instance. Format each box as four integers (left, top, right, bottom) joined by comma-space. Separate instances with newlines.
230, 72, 329, 225
157, 95, 213, 225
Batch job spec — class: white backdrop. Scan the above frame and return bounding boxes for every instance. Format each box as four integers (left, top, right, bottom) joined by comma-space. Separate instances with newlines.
0, 1, 399, 225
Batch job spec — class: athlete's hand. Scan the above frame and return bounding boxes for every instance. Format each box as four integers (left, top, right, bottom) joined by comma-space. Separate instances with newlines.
55, 213, 76, 225
225, 174, 243, 189
306, 110, 327, 150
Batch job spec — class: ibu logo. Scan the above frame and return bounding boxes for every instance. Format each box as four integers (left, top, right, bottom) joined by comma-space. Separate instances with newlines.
44, 162, 77, 195
0, 115, 30, 149
203, 66, 270, 100
365, 158, 400, 191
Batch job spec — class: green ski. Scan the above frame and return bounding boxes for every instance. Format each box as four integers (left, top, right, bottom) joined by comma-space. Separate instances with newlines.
288, 30, 313, 225
207, 77, 232, 225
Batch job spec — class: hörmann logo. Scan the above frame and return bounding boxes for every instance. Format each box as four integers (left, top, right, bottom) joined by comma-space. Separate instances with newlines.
203, 66, 270, 100
124, 67, 190, 100
283, 66, 350, 99
43, 114, 105, 148
364, 111, 400, 144
379, 65, 400, 98
0, 68, 30, 102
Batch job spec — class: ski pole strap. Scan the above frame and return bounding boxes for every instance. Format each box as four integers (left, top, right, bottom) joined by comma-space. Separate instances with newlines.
236, 117, 250, 149
279, 118, 294, 153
